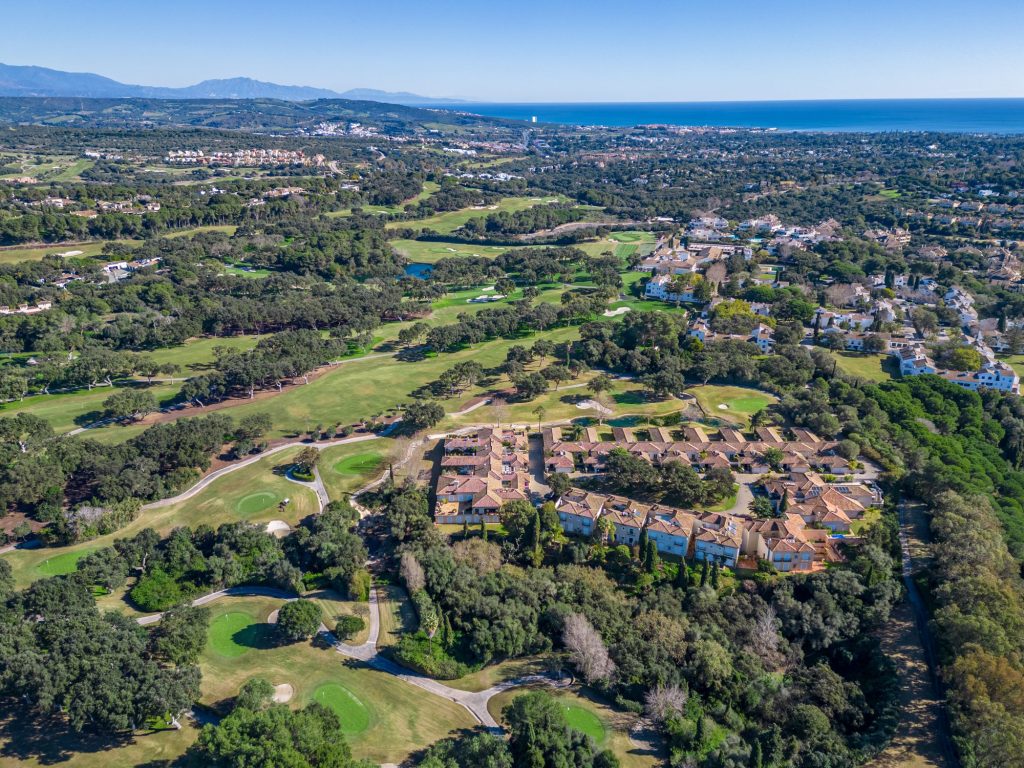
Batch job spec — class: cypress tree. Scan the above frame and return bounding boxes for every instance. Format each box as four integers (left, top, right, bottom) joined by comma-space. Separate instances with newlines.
711, 559, 721, 588
480, 519, 487, 540
779, 489, 789, 515
529, 509, 541, 554
674, 562, 689, 589
644, 540, 659, 573
638, 525, 649, 560
700, 559, 710, 587
695, 715, 706, 746
462, 518, 469, 539
751, 740, 763, 768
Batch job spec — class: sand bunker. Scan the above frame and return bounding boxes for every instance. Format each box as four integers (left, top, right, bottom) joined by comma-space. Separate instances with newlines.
265, 520, 291, 537
272, 683, 294, 703
577, 399, 613, 416
603, 306, 631, 317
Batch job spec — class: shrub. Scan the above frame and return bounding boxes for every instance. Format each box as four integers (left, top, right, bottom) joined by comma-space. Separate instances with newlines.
391, 633, 471, 679
347, 568, 371, 602
335, 614, 365, 640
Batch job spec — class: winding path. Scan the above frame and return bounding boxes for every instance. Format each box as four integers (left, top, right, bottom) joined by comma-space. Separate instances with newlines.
284, 466, 330, 512
145, 433, 380, 510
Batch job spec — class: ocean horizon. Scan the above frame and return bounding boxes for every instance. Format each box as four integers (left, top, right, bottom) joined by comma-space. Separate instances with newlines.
433, 98, 1024, 134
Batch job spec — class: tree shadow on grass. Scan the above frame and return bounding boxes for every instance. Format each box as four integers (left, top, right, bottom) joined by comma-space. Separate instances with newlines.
232, 622, 277, 650
73, 409, 104, 427
0, 712, 140, 765
612, 390, 662, 406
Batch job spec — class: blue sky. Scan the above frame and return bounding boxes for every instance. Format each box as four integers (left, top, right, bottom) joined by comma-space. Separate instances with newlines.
4, 0, 1023, 101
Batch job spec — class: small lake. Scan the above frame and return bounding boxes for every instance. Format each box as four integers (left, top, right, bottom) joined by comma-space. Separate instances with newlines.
404, 263, 433, 279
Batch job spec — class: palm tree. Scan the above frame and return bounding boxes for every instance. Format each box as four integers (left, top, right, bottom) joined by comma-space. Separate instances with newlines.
532, 405, 546, 432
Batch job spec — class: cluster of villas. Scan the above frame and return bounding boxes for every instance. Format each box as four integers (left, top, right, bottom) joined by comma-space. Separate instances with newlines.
432, 424, 880, 573
434, 426, 533, 524
541, 424, 857, 477
0, 301, 52, 316
554, 484, 866, 572
639, 234, 1024, 397
163, 149, 324, 167
543, 423, 878, 572
894, 342, 1019, 394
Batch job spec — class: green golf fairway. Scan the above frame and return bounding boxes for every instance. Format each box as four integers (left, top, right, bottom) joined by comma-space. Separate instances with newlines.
563, 703, 606, 743
37, 548, 96, 576
236, 491, 279, 516
313, 683, 371, 734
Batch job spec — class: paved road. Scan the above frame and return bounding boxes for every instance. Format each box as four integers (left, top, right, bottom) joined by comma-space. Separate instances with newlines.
136, 585, 297, 626
326, 586, 565, 729
145, 433, 380, 510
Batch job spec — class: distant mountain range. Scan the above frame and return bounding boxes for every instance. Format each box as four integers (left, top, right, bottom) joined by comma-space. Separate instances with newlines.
0, 63, 463, 105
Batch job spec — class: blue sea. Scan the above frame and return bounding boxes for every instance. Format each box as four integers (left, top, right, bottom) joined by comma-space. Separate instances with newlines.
433, 99, 1024, 134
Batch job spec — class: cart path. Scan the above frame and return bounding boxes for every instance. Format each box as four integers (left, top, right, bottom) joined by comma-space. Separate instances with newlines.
138, 584, 564, 730
145, 433, 380, 510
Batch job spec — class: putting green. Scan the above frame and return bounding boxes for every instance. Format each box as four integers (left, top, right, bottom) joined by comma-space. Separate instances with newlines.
563, 703, 606, 744
235, 491, 280, 516
208, 611, 272, 658
722, 395, 773, 413
313, 683, 371, 734
37, 548, 96, 577
332, 452, 383, 477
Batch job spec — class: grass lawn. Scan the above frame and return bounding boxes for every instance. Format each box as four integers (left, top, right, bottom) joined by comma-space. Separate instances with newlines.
143, 335, 265, 374
703, 488, 739, 514
165, 224, 238, 239
3, 447, 319, 589
307, 588, 371, 645
320, 444, 386, 501
96, 326, 584, 442
387, 195, 568, 234
208, 609, 277, 658
487, 687, 662, 768
1, 381, 181, 435
223, 264, 273, 279
392, 239, 520, 264
36, 547, 100, 577
49, 158, 95, 182
830, 352, 894, 382
0, 239, 140, 265
444, 370, 681, 431
998, 354, 1024, 379
236, 491, 282, 517
199, 596, 474, 764
375, 584, 416, 649
446, 656, 550, 692
851, 506, 882, 535
690, 385, 777, 425
606, 298, 688, 315
393, 230, 655, 266
312, 683, 371, 734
